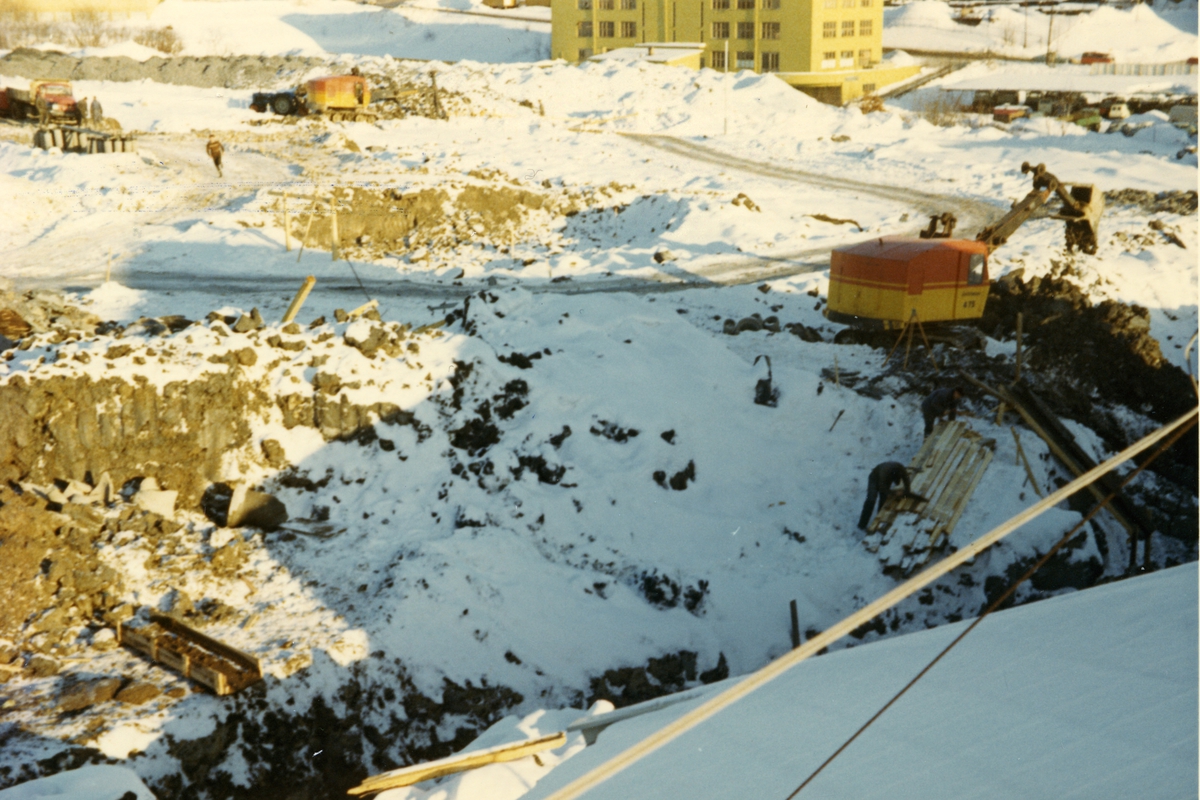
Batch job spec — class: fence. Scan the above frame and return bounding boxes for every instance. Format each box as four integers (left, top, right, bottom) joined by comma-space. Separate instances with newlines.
1089, 62, 1198, 76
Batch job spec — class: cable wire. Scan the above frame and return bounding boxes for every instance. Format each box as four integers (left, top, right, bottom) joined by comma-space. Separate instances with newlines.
784, 410, 1198, 799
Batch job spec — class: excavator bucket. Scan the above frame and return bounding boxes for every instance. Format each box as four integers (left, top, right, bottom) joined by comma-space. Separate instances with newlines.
1057, 183, 1104, 255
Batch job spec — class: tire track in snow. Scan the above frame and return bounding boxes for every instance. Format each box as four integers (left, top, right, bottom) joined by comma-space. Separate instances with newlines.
622, 133, 1003, 286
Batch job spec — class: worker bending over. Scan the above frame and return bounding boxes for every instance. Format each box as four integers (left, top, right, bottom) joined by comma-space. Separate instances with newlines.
921, 386, 963, 438
858, 461, 912, 531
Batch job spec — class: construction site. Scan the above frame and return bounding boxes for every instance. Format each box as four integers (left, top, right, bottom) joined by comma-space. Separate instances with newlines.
0, 1, 1197, 797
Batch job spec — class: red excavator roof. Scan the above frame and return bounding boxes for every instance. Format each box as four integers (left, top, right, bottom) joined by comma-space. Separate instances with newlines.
835, 236, 987, 262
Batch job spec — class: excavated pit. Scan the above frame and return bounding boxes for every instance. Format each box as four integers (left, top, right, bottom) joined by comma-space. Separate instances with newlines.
1, 275, 1195, 797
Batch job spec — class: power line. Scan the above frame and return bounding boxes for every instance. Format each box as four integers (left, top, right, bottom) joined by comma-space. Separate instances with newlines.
784, 411, 1198, 799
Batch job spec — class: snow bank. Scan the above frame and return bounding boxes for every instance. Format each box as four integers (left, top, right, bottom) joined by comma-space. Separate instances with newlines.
884, 0, 1199, 62
0, 766, 156, 800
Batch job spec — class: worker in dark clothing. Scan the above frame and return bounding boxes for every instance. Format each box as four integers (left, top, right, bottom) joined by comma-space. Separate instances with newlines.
921, 386, 963, 438
206, 134, 224, 178
858, 461, 912, 531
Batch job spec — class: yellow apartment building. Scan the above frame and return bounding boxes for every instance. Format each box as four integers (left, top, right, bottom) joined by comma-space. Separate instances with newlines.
550, 0, 920, 104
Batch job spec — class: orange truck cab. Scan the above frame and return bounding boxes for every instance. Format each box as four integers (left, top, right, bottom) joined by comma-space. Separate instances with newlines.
825, 237, 990, 329
304, 75, 370, 113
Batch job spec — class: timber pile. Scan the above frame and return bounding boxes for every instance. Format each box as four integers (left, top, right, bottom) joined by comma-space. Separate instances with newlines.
117, 612, 262, 696
33, 125, 136, 153
863, 419, 995, 577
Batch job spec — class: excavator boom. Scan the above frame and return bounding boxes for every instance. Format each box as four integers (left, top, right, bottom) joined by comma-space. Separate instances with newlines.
975, 161, 1103, 254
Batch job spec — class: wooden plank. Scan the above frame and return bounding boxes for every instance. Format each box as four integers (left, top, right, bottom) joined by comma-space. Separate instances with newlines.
150, 613, 262, 677
348, 732, 568, 796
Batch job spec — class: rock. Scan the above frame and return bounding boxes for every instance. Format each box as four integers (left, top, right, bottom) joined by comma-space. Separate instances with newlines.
261, 439, 288, 468
84, 471, 115, 505
0, 308, 32, 339
226, 485, 287, 530
134, 489, 177, 518
312, 372, 342, 395
90, 628, 117, 652
116, 680, 161, 705
165, 589, 195, 616
653, 249, 676, 264
57, 676, 121, 712
28, 655, 61, 677
232, 309, 265, 333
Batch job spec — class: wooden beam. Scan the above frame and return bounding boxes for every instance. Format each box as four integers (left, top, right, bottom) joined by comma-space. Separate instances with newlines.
539, 408, 1198, 800
282, 276, 317, 324
348, 731, 567, 795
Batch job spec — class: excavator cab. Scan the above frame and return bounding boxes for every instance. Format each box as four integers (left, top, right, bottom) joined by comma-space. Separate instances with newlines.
827, 161, 1104, 331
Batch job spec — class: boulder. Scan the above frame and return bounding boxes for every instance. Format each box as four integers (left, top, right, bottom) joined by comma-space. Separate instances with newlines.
134, 489, 177, 518
115, 680, 161, 705
57, 676, 121, 712
226, 485, 287, 531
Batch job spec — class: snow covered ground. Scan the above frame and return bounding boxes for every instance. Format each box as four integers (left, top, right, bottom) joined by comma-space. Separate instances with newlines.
5, 0, 550, 63
0, 0, 1196, 797
384, 562, 1200, 800
884, 0, 1198, 62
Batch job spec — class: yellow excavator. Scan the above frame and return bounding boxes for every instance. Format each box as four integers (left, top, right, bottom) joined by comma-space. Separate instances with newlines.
826, 162, 1104, 334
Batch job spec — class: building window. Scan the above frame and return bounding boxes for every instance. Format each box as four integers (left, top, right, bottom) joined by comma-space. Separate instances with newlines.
840, 49, 853, 66
822, 21, 836, 37
737, 21, 754, 38
823, 0, 835, 7
821, 51, 836, 68
598, 20, 614, 36
712, 21, 729, 38
578, 0, 591, 8
712, 50, 726, 69
736, 51, 754, 69
621, 0, 636, 7
761, 21, 779, 39
763, 0, 780, 7
861, 0, 871, 5
843, 0, 854, 6
841, 20, 855, 36
859, 48, 872, 65
859, 19, 873, 35
579, 48, 593, 59
621, 20, 636, 36
761, 51, 779, 71
736, 0, 754, 8
863, 82, 876, 93
713, 0, 729, 8
599, 0, 614, 8
578, 20, 593, 36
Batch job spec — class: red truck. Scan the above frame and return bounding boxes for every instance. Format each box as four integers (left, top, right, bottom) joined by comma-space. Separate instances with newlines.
0, 80, 84, 125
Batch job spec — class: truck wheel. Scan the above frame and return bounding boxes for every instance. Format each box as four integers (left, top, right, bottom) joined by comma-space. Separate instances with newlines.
271, 95, 294, 116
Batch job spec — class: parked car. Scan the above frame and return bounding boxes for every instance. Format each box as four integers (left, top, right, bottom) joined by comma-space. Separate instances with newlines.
1104, 103, 1131, 120
1080, 52, 1113, 65
992, 104, 1029, 124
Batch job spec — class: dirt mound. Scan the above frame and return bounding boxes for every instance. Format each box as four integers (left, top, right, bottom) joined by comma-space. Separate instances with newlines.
0, 47, 330, 90
978, 270, 1195, 423
1104, 188, 1198, 216
281, 178, 580, 260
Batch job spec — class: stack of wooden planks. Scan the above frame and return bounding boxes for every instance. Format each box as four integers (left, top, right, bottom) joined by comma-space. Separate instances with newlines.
863, 419, 995, 577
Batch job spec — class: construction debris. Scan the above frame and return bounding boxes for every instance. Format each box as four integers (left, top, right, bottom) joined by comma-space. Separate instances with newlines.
862, 420, 995, 577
